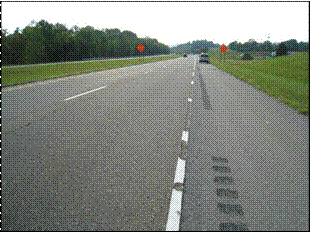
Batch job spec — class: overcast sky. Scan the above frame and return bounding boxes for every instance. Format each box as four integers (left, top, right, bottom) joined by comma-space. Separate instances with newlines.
2, 2, 309, 46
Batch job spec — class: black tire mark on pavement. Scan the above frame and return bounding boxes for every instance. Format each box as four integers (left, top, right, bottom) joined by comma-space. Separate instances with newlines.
216, 188, 239, 199
219, 223, 249, 231
211, 156, 249, 230
198, 72, 212, 110
212, 166, 232, 173
217, 203, 244, 216
211, 156, 229, 163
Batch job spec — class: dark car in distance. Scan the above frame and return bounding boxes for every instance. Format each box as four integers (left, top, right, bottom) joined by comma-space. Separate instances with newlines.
183, 54, 188, 57
199, 53, 209, 63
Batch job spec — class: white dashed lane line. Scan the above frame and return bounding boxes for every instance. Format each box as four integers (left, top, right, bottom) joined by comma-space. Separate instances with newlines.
166, 129, 190, 231
181, 131, 189, 143
174, 157, 186, 184
64, 85, 107, 101
166, 190, 183, 231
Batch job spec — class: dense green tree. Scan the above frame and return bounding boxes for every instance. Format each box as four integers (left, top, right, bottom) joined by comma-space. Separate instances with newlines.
228, 41, 238, 51
3, 20, 171, 66
298, 41, 309, 52
276, 42, 288, 57
22, 25, 45, 64
171, 40, 220, 54
241, 53, 254, 60
200, 47, 209, 54
284, 39, 299, 51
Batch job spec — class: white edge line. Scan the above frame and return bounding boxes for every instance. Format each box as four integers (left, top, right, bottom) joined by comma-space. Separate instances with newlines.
182, 131, 189, 142
174, 157, 186, 184
166, 189, 183, 231
65, 85, 107, 101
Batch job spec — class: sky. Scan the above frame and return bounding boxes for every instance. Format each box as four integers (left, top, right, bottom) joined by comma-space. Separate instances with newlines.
2, 2, 309, 46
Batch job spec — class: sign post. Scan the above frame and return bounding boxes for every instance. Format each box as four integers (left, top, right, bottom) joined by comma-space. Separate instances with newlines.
137, 43, 145, 62
220, 44, 228, 63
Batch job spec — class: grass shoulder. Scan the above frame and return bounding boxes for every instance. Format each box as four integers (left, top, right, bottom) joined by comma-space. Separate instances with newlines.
209, 52, 309, 114
2, 54, 182, 88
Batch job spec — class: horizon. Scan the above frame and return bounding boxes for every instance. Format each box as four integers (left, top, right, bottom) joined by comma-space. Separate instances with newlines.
2, 2, 309, 46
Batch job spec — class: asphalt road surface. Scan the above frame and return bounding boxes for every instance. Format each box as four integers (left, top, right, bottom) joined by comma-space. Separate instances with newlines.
180, 58, 309, 231
3, 56, 192, 230
3, 55, 309, 231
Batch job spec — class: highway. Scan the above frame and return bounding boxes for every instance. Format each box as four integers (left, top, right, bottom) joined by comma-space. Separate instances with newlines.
2, 55, 309, 231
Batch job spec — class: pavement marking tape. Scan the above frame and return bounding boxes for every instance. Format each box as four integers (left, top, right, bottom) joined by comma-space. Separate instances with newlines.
188, 98, 192, 102
174, 157, 186, 184
65, 85, 107, 101
182, 131, 189, 143
166, 189, 183, 231
166, 130, 190, 230
191, 81, 194, 85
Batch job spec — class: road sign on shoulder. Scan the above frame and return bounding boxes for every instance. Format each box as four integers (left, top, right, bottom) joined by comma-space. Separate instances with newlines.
137, 44, 145, 52
220, 45, 228, 53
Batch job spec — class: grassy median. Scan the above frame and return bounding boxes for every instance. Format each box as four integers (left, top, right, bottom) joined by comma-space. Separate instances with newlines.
209, 50, 309, 114
2, 54, 182, 87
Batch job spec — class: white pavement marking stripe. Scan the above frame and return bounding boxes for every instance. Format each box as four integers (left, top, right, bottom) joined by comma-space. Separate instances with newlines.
188, 98, 192, 102
191, 81, 194, 84
174, 157, 186, 184
166, 189, 183, 231
65, 85, 107, 101
182, 131, 189, 142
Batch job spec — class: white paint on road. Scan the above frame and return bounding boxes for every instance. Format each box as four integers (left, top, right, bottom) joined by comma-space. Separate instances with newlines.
191, 81, 194, 84
174, 157, 186, 184
166, 96, 191, 231
182, 131, 189, 142
65, 85, 107, 101
166, 189, 183, 231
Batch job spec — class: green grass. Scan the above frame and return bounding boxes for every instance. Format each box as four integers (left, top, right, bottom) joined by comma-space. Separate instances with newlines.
209, 50, 309, 114
2, 54, 182, 87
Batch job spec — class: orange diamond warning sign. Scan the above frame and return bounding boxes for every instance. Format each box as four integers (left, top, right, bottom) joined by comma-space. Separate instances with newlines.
137, 44, 145, 52
220, 44, 228, 53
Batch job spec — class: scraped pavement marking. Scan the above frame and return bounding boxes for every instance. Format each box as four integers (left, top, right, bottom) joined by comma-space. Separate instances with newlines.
166, 70, 194, 231
65, 85, 107, 101
166, 133, 188, 231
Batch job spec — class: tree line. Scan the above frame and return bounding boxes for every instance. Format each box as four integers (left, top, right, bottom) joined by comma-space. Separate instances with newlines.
170, 38, 308, 55
228, 39, 309, 53
2, 20, 170, 66
170, 40, 220, 54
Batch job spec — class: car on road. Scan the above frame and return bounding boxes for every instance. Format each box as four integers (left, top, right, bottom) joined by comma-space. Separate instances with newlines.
183, 54, 188, 57
199, 53, 209, 63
